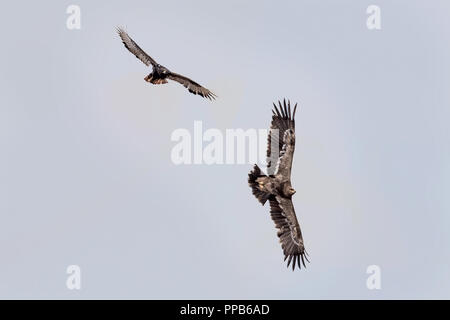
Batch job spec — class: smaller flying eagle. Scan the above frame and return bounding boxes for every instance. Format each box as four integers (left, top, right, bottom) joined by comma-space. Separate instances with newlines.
117, 28, 216, 100
248, 99, 309, 270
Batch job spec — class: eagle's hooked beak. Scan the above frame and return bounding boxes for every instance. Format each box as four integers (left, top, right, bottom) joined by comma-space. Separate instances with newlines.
290, 188, 296, 195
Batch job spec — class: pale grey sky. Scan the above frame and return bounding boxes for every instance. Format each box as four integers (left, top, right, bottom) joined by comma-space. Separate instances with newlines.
1, 1, 450, 298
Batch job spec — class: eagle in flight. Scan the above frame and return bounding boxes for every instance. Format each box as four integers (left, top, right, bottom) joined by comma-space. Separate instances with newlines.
117, 28, 216, 100
248, 99, 309, 270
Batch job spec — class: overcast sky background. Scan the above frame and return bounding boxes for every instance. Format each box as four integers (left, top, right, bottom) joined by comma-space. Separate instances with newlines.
1, 1, 450, 299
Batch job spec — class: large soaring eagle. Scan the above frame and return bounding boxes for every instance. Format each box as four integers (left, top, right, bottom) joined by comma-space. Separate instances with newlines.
248, 99, 309, 270
117, 28, 216, 100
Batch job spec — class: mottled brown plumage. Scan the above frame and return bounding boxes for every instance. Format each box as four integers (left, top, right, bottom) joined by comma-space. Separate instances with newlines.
117, 28, 216, 100
248, 99, 309, 270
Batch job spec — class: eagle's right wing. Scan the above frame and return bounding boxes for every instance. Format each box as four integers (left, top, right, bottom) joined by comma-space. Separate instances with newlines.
117, 28, 157, 67
167, 72, 217, 100
269, 195, 308, 270
266, 99, 297, 175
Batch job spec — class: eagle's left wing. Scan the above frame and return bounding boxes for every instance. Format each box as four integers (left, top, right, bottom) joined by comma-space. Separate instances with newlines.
269, 196, 308, 270
274, 125, 296, 178
117, 28, 158, 67
167, 72, 217, 100
266, 100, 297, 176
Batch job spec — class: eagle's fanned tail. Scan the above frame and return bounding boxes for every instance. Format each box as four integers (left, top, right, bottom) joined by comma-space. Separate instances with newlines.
248, 164, 271, 206
144, 73, 168, 84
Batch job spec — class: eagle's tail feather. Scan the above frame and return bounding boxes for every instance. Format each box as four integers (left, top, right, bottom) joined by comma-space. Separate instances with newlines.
248, 164, 271, 206
144, 73, 168, 85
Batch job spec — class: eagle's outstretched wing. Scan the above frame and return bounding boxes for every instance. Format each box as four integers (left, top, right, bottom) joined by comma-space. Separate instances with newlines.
266, 99, 297, 175
117, 28, 157, 67
269, 196, 308, 270
167, 72, 217, 100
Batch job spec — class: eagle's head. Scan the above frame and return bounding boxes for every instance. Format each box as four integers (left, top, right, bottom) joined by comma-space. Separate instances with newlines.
288, 187, 296, 196
157, 64, 170, 75
283, 184, 296, 197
